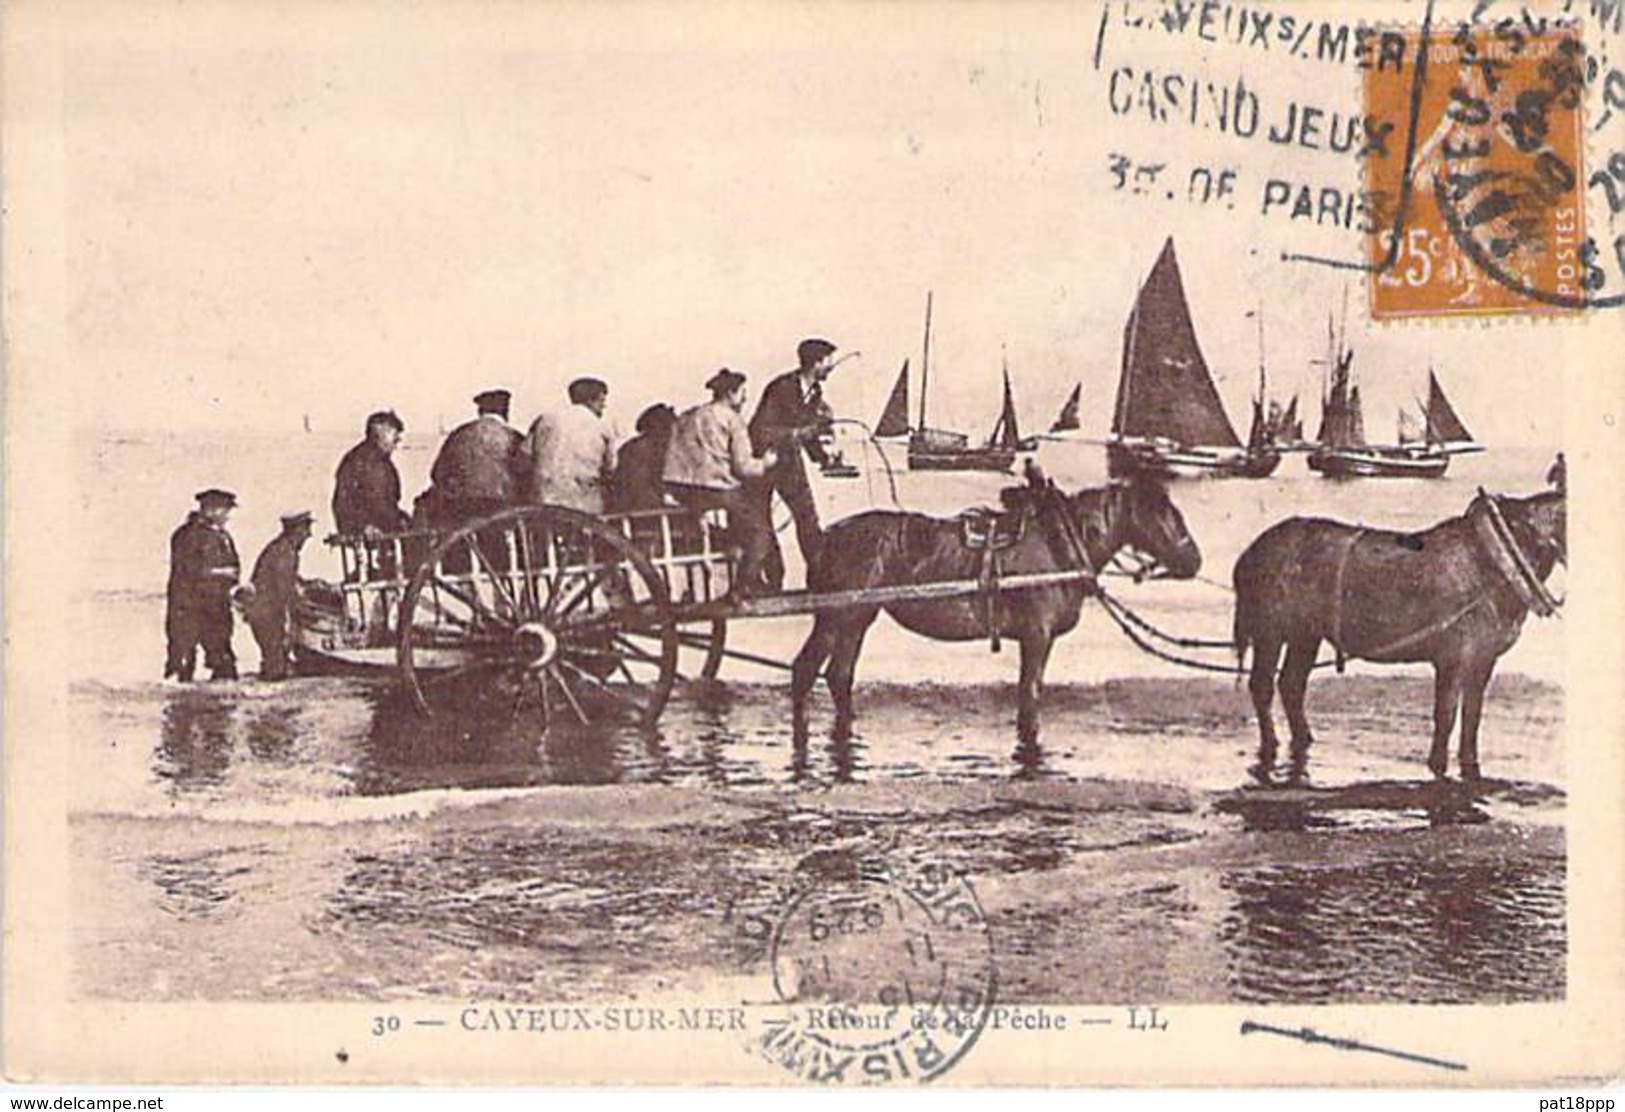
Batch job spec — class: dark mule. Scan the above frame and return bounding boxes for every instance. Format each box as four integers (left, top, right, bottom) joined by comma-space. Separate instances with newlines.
791, 476, 1201, 744
1233, 489, 1565, 785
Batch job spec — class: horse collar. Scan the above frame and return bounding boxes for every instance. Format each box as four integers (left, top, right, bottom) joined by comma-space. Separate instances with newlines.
1473, 493, 1561, 617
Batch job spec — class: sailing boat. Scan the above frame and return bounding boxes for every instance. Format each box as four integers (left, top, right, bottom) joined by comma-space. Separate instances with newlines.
1109, 239, 1280, 479
990, 356, 1040, 453
1421, 368, 1481, 455
1307, 343, 1480, 478
872, 292, 1024, 472
1271, 394, 1308, 449
1049, 383, 1083, 435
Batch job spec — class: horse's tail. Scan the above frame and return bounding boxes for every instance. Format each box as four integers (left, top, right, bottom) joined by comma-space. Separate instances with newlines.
1232, 603, 1251, 688
1231, 543, 1259, 688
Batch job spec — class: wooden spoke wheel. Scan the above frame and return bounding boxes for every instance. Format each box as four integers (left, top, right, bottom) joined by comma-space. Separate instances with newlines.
679, 618, 729, 681
397, 506, 678, 729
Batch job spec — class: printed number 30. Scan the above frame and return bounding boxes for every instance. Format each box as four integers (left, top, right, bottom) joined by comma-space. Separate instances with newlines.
372, 1015, 401, 1037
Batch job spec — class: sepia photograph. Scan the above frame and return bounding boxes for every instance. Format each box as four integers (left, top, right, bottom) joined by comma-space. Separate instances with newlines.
5, 0, 1622, 1090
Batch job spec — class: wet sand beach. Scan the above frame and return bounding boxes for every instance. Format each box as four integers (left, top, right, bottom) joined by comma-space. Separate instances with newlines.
67, 435, 1565, 1004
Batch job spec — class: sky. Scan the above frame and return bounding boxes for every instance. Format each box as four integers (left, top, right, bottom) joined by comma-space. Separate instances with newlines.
51, 0, 1569, 447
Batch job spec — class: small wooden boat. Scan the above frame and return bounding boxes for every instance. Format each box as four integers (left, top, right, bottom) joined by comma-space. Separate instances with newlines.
875, 292, 1023, 473
1108, 239, 1280, 480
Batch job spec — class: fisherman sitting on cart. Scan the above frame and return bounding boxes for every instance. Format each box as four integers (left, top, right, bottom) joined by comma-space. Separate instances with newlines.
664, 369, 780, 598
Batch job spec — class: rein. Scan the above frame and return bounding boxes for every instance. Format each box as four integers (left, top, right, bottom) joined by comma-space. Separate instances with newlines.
1093, 490, 1562, 677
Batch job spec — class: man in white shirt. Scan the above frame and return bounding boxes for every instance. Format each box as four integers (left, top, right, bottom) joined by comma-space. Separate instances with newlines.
665, 369, 779, 596
520, 377, 619, 513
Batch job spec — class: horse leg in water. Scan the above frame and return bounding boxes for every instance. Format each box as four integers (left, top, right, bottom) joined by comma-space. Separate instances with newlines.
790, 615, 836, 728
1457, 658, 1497, 782
1428, 662, 1465, 780
1279, 638, 1320, 784
1016, 631, 1055, 748
1247, 635, 1285, 784
826, 607, 881, 738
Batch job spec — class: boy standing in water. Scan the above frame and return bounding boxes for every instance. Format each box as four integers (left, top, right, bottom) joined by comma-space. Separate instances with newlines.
164, 489, 242, 682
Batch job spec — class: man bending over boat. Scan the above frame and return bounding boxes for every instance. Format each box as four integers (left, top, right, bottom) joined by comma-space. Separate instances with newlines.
237, 511, 314, 681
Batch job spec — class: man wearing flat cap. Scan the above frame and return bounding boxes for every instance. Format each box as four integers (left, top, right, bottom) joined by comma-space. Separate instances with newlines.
239, 511, 315, 681
429, 390, 524, 526
165, 489, 242, 682
333, 410, 411, 537
747, 338, 839, 590
666, 370, 779, 596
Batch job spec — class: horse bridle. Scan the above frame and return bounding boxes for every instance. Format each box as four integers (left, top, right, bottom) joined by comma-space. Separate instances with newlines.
1476, 489, 1564, 616
1042, 481, 1168, 584
1100, 483, 1183, 582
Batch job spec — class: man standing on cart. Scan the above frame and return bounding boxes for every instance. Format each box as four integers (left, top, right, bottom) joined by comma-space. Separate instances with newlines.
164, 488, 242, 682
333, 409, 412, 580
333, 409, 410, 536
665, 370, 779, 597
748, 337, 838, 591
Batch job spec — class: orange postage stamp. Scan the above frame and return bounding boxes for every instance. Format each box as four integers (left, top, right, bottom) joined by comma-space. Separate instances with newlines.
1365, 21, 1587, 319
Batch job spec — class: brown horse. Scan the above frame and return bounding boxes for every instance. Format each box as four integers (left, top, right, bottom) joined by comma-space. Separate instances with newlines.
1233, 489, 1565, 786
791, 475, 1202, 743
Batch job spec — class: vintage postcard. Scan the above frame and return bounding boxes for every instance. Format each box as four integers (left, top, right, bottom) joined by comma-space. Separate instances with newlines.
4, 0, 1623, 1089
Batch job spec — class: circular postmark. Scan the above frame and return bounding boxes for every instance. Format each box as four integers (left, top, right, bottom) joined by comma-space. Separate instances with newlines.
740, 848, 996, 1085
1423, 14, 1625, 309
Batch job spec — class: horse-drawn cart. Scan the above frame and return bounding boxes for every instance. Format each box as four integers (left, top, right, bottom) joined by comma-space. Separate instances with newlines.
293, 501, 1105, 730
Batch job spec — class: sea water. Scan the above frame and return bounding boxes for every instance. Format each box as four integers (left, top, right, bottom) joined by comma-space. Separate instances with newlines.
64, 431, 1565, 1003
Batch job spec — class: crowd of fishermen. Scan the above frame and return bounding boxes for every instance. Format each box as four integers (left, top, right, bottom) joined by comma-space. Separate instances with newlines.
164, 338, 844, 682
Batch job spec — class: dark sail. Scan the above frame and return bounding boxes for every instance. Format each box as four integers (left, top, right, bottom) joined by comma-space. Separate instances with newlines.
1247, 398, 1270, 451
1317, 352, 1366, 448
1282, 395, 1301, 441
1346, 385, 1368, 446
875, 361, 911, 437
1425, 371, 1474, 444
1113, 239, 1242, 448
988, 368, 1022, 449
1050, 383, 1082, 433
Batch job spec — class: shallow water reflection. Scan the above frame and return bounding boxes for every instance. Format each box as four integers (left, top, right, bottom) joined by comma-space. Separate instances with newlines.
1219, 855, 1566, 1003
122, 668, 1564, 807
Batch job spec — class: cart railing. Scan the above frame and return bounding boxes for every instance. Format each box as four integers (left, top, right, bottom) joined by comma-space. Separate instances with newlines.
324, 504, 738, 641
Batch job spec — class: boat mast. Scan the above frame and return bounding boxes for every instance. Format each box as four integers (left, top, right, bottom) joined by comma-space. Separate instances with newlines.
1115, 279, 1142, 438
1255, 306, 1267, 405
1338, 282, 1350, 360
1322, 313, 1334, 407
918, 290, 934, 433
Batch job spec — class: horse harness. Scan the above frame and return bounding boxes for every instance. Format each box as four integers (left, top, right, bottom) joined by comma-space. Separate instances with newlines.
1327, 492, 1560, 670
958, 505, 1026, 652
956, 480, 1101, 653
